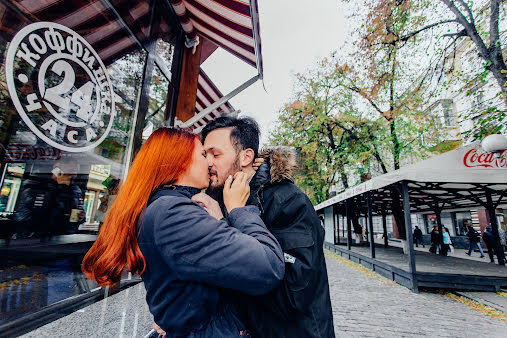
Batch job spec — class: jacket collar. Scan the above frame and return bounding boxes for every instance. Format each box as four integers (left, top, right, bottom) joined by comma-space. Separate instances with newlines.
257, 146, 297, 184
250, 162, 271, 190
149, 185, 201, 205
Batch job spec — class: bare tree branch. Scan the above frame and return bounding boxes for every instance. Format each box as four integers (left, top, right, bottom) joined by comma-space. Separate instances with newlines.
490, 0, 501, 50
442, 29, 467, 38
394, 19, 457, 43
440, 0, 490, 60
455, 0, 475, 24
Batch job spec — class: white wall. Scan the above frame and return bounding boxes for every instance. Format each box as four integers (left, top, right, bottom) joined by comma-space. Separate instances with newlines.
324, 206, 334, 243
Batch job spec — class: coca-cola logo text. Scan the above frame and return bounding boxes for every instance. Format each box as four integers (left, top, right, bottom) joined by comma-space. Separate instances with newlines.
463, 148, 507, 168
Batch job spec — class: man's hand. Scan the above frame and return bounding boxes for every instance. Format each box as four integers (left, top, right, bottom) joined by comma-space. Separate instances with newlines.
152, 322, 166, 337
192, 193, 224, 220
253, 157, 265, 171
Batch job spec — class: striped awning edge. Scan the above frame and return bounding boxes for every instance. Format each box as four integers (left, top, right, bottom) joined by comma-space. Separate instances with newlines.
185, 68, 235, 131
170, 0, 262, 73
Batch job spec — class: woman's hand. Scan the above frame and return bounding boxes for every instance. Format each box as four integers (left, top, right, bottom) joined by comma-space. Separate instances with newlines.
253, 157, 264, 171
192, 193, 224, 220
223, 172, 250, 213
153, 321, 166, 337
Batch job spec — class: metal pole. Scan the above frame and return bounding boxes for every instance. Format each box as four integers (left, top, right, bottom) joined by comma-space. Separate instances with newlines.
382, 212, 388, 248
346, 201, 352, 250
364, 211, 369, 245
334, 206, 340, 245
342, 215, 345, 238
332, 205, 337, 245
485, 192, 505, 265
367, 192, 375, 258
435, 207, 444, 256
177, 74, 260, 128
402, 181, 418, 292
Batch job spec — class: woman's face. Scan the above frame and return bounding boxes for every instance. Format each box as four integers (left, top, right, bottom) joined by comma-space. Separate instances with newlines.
177, 139, 210, 189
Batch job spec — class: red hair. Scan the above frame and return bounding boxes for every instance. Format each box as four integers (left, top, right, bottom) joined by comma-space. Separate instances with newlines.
82, 128, 198, 286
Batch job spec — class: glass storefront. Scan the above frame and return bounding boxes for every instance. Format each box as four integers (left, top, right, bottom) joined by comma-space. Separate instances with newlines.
0, 0, 182, 332
452, 211, 472, 236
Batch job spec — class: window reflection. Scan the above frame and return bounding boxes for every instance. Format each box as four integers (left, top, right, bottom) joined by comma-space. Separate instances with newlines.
0, 0, 152, 326
143, 66, 169, 140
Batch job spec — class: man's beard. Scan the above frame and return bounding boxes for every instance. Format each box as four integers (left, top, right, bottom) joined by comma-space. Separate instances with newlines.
207, 154, 241, 201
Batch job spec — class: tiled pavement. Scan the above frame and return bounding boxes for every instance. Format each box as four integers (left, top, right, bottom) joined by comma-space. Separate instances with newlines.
21, 251, 507, 337
325, 252, 507, 337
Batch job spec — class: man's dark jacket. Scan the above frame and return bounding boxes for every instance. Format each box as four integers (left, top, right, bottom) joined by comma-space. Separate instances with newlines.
482, 229, 495, 246
237, 146, 335, 338
430, 229, 440, 244
466, 228, 480, 243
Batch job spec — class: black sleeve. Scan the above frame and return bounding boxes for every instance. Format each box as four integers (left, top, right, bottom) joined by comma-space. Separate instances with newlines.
253, 191, 323, 319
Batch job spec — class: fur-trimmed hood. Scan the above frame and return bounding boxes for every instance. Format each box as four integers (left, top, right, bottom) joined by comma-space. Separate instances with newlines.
258, 146, 298, 184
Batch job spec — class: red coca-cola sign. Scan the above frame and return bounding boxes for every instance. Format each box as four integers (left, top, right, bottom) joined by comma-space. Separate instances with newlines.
463, 148, 507, 168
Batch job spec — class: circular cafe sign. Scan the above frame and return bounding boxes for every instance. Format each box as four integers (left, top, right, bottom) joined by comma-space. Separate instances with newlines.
5, 22, 115, 152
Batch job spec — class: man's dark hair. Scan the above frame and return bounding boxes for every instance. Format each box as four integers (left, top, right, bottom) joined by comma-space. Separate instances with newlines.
201, 116, 260, 156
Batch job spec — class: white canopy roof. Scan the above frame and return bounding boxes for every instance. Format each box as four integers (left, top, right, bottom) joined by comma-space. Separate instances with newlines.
315, 142, 507, 211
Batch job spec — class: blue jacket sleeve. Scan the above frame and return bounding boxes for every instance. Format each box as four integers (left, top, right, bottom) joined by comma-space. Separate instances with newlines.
153, 197, 285, 296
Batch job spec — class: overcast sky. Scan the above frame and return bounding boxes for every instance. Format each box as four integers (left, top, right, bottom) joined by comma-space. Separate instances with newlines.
201, 0, 347, 145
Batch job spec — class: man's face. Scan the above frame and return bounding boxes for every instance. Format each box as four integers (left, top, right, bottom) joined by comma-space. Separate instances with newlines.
203, 128, 241, 192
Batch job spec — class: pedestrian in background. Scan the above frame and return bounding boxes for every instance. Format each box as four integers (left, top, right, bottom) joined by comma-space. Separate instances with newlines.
413, 226, 424, 248
483, 225, 497, 263
441, 227, 451, 256
430, 225, 440, 254
465, 225, 485, 258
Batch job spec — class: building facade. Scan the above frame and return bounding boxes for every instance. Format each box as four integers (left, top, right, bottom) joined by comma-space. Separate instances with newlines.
0, 0, 263, 335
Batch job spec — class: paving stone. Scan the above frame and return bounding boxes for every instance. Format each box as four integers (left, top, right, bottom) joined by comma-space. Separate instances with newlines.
325, 254, 507, 337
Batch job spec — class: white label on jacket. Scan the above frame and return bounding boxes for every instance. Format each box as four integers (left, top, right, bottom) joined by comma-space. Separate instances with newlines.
284, 252, 296, 264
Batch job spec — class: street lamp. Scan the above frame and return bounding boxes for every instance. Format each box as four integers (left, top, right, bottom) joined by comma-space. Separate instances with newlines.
481, 134, 507, 158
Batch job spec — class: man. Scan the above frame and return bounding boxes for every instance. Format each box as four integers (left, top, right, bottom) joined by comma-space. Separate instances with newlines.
200, 116, 334, 337
413, 226, 423, 248
482, 225, 497, 263
465, 225, 485, 258
430, 225, 440, 254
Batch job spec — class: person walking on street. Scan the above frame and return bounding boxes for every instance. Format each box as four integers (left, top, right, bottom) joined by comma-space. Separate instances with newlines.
483, 225, 497, 263
441, 227, 451, 256
430, 225, 440, 254
465, 225, 485, 258
499, 226, 506, 253
413, 226, 424, 248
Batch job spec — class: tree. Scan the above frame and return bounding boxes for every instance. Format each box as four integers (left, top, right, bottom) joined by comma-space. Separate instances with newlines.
356, 0, 507, 139
269, 59, 388, 205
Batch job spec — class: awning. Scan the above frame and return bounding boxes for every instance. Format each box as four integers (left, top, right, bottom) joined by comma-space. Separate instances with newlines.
315, 142, 507, 214
170, 0, 263, 130
170, 0, 263, 74
181, 69, 235, 132
6, 0, 173, 67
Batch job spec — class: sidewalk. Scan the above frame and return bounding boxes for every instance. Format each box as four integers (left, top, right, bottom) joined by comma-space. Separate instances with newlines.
455, 291, 507, 313
325, 251, 507, 337
18, 252, 507, 337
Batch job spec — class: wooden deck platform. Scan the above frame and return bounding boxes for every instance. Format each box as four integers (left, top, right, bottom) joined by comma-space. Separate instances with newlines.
324, 242, 507, 292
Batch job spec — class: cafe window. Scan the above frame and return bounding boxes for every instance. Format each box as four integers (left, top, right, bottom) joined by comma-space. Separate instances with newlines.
144, 65, 170, 140
0, 0, 182, 332
453, 211, 472, 236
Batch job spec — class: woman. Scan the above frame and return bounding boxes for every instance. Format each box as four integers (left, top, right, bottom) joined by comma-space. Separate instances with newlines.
441, 227, 452, 256
82, 128, 284, 337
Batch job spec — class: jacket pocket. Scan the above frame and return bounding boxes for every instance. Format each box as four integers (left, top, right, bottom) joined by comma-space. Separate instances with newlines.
271, 230, 314, 251
271, 230, 314, 292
